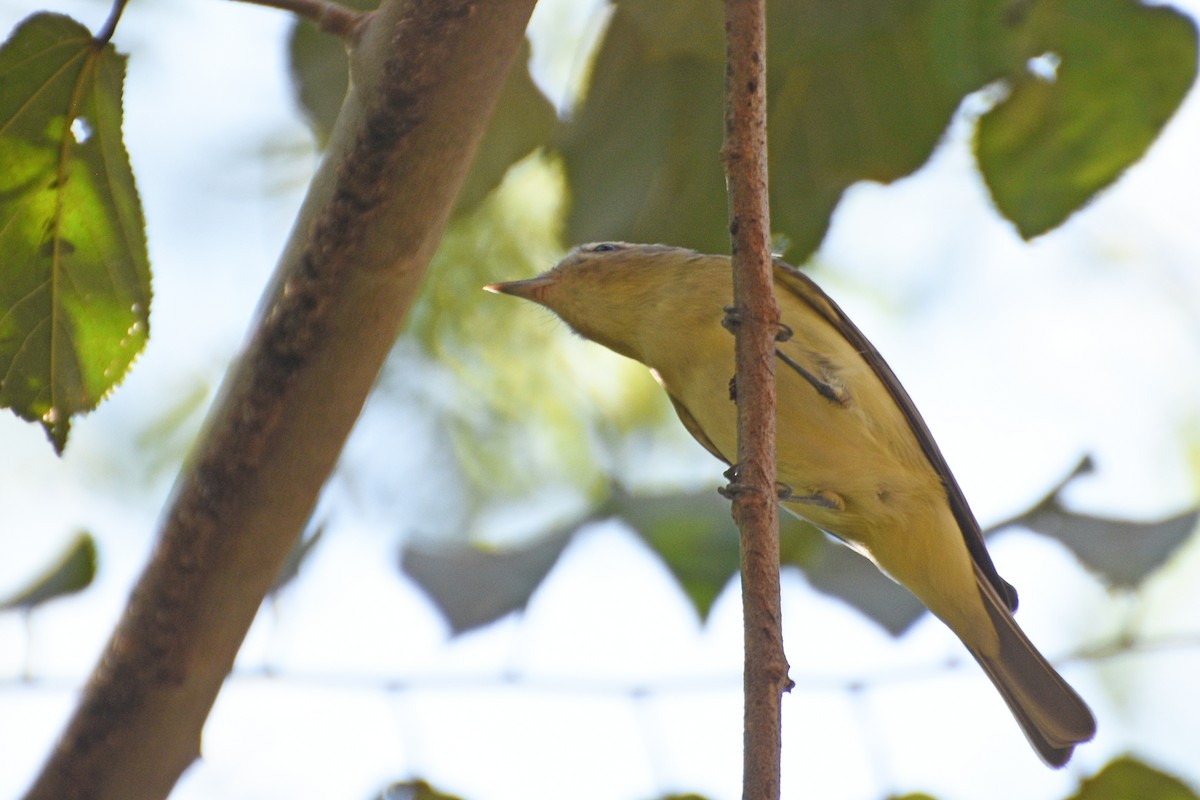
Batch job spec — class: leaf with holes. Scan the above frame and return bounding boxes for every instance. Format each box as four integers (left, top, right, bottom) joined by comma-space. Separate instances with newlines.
559, 0, 1197, 259
0, 13, 151, 452
977, 0, 1198, 238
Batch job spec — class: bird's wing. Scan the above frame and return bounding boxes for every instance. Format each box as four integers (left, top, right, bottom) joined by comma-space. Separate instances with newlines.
772, 260, 1018, 611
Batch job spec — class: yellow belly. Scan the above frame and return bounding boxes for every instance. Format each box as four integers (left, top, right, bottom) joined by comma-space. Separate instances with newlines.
654, 319, 995, 650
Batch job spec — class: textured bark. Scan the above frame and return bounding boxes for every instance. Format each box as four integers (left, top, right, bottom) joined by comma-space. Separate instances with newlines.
22, 1, 536, 797
721, 0, 789, 798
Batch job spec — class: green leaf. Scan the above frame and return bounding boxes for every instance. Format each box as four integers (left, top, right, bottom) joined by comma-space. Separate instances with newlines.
557, 8, 728, 256
0, 531, 97, 611
1068, 756, 1200, 800
0, 13, 151, 452
560, 0, 991, 259
977, 0, 1198, 238
613, 487, 922, 632
559, 0, 1196, 259
765, 0, 1002, 259
451, 39, 557, 216
612, 488, 740, 620
398, 156, 667, 510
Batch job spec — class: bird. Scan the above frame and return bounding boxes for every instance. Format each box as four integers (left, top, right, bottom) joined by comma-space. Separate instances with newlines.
485, 241, 1097, 766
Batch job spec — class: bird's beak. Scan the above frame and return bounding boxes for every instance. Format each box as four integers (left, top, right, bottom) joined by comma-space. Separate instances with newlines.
483, 275, 555, 305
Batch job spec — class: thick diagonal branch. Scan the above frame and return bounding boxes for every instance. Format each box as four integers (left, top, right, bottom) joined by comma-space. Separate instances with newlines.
23, 2, 536, 798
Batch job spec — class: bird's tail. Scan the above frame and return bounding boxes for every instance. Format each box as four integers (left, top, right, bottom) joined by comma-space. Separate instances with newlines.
966, 566, 1097, 767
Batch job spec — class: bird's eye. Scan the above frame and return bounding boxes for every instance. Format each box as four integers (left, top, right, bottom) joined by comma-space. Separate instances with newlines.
590, 242, 621, 253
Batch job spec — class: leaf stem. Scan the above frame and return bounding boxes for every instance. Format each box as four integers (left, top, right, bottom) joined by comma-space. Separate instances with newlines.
94, 0, 127, 45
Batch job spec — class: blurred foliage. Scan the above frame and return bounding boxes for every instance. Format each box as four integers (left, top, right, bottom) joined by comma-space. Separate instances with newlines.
280, 0, 1200, 641
559, 0, 1197, 259
612, 488, 832, 621
388, 156, 672, 514
1, 0, 1190, 450
375, 779, 465, 800
396, 437, 1200, 636
0, 531, 97, 612
399, 479, 915, 631
989, 457, 1200, 589
1067, 756, 1200, 800
402, 519, 577, 633
0, 13, 151, 452
610, 488, 743, 619
451, 39, 558, 216
287, 1, 1196, 262
286, 0, 377, 149
365, 759, 1200, 800
800, 529, 926, 635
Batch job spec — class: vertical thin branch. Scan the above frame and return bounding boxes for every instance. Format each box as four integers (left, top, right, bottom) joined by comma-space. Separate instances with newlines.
722, 0, 788, 798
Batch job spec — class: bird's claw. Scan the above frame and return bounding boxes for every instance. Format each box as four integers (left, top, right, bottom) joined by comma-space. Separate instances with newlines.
721, 305, 742, 333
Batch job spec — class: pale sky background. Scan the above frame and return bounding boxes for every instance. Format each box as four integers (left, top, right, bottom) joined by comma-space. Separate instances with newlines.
2, 1, 1200, 799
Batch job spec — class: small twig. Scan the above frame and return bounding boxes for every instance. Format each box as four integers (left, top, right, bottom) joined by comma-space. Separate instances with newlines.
722, 0, 787, 798
227, 0, 366, 39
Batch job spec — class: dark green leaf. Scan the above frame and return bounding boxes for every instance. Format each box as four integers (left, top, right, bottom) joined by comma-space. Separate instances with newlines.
0, 531, 97, 611
1068, 756, 1199, 800
557, 9, 728, 256
0, 13, 151, 452
451, 39, 556, 216
977, 0, 1198, 238
614, 487, 920, 633
778, 511, 826, 570
799, 531, 926, 636
401, 523, 577, 634
765, 0, 1003, 259
286, 0, 376, 148
989, 457, 1198, 588
560, 0, 998, 259
559, 0, 1196, 259
612, 488, 740, 620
